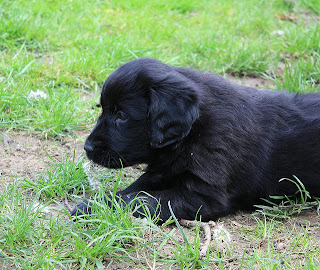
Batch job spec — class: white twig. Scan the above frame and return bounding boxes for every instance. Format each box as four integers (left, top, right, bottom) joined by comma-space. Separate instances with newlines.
179, 219, 215, 257
64, 197, 73, 212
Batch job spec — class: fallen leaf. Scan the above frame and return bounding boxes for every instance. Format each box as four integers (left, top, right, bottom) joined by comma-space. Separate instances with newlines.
277, 13, 296, 22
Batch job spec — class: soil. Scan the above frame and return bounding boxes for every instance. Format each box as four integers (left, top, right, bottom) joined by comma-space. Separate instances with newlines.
226, 74, 276, 89
0, 131, 87, 186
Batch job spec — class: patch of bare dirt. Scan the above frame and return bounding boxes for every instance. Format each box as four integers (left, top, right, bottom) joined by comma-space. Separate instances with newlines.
218, 209, 320, 267
0, 131, 87, 186
226, 74, 276, 89
103, 209, 320, 268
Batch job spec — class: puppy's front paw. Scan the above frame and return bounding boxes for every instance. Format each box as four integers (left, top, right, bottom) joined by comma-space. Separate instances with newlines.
70, 200, 92, 217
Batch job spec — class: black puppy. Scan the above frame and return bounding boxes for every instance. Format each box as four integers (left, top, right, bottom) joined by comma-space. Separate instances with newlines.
71, 58, 320, 222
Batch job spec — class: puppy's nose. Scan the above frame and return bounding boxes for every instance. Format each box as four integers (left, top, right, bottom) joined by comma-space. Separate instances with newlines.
84, 141, 94, 153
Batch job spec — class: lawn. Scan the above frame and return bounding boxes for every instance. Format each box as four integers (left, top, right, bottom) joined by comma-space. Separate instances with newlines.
1, 0, 320, 269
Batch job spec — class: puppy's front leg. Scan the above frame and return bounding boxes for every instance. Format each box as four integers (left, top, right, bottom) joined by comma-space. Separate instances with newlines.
118, 185, 231, 223
71, 174, 231, 222
70, 171, 168, 217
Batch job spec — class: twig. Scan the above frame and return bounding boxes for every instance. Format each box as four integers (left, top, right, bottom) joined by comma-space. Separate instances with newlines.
273, 201, 319, 210
179, 219, 216, 257
64, 197, 73, 212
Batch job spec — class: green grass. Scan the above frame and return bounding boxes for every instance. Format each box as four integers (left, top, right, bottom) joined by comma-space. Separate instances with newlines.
271, 52, 320, 93
1, 156, 320, 268
255, 176, 320, 219
0, 172, 214, 269
1, 0, 320, 268
22, 151, 90, 199
1, 0, 320, 136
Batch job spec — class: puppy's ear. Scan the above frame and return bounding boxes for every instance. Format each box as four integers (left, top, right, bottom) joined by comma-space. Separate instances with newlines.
148, 70, 200, 148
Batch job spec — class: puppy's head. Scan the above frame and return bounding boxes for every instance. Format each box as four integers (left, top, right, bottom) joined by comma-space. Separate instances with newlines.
85, 58, 199, 168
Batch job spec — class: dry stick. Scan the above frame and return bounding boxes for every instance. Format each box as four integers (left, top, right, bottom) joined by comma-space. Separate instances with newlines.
273, 201, 319, 210
64, 197, 73, 212
179, 219, 216, 257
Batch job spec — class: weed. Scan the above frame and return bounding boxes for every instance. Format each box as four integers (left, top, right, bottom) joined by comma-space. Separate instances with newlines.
254, 176, 319, 219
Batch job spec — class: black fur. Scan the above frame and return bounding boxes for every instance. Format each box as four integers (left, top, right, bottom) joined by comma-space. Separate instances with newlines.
71, 58, 320, 222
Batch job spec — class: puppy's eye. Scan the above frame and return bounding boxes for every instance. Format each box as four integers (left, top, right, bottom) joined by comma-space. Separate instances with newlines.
115, 111, 128, 121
